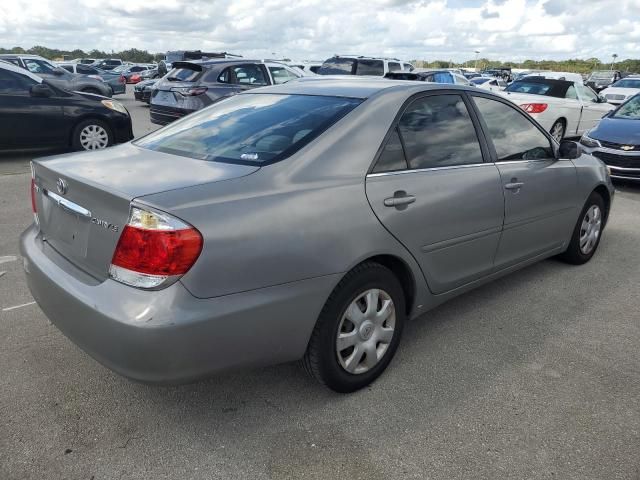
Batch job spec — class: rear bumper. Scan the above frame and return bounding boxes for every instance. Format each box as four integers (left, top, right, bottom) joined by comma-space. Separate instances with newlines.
149, 105, 194, 125
20, 226, 336, 383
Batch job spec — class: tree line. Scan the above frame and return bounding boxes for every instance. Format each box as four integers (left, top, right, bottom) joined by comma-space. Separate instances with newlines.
2, 45, 639, 73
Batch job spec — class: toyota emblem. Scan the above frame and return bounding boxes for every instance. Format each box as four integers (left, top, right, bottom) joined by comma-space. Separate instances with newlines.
56, 178, 68, 195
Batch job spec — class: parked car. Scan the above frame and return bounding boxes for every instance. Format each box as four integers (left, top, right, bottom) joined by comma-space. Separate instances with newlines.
133, 79, 157, 103
586, 70, 623, 92
57, 62, 126, 95
22, 78, 613, 392
158, 51, 242, 77
92, 59, 124, 71
0, 61, 132, 151
70, 58, 97, 65
112, 64, 155, 83
150, 59, 304, 125
318, 56, 414, 76
580, 94, 640, 181
599, 77, 640, 105
287, 61, 322, 74
501, 76, 614, 141
470, 76, 507, 92
385, 70, 471, 85
524, 71, 585, 85
139, 67, 159, 80
0, 54, 113, 97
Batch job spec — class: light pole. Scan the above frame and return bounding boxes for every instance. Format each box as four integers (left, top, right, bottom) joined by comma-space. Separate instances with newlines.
611, 53, 618, 70
474, 50, 480, 71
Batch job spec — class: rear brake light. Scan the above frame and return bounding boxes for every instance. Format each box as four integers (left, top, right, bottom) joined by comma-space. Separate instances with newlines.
175, 86, 208, 96
109, 207, 202, 289
520, 103, 548, 114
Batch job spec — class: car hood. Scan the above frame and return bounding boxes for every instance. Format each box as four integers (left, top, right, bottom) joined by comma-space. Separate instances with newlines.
601, 87, 639, 96
589, 116, 640, 145
36, 142, 260, 199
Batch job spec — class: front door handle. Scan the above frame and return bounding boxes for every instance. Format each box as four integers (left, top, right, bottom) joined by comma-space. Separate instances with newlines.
504, 182, 524, 191
384, 193, 416, 208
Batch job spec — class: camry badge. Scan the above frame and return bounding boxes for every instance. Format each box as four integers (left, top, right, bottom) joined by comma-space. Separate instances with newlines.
621, 145, 635, 151
56, 178, 68, 195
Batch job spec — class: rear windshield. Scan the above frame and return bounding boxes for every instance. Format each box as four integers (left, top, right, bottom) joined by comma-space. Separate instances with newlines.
135, 94, 362, 165
590, 71, 614, 80
612, 79, 640, 89
318, 58, 355, 75
506, 80, 554, 96
165, 66, 201, 82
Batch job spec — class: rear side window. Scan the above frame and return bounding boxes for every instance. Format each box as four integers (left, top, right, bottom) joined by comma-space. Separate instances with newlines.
268, 66, 300, 85
356, 60, 384, 76
135, 94, 362, 165
318, 58, 355, 75
77, 65, 98, 75
23, 58, 57, 74
473, 96, 553, 161
373, 128, 408, 173
397, 94, 483, 169
233, 64, 268, 85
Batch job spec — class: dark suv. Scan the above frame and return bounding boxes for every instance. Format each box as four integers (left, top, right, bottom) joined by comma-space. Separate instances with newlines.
150, 59, 304, 125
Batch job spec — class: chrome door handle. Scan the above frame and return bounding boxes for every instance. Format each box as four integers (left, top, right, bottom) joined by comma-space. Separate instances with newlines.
504, 182, 524, 191
384, 195, 416, 207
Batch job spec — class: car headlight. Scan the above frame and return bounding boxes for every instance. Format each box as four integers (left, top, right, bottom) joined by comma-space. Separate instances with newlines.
101, 99, 128, 115
579, 132, 601, 148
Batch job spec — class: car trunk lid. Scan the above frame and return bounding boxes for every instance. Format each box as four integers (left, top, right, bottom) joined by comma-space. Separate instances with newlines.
32, 143, 259, 280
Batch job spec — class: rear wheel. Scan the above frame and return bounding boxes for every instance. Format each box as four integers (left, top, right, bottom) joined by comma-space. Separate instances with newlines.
550, 120, 565, 142
303, 262, 406, 393
72, 119, 113, 151
559, 192, 605, 264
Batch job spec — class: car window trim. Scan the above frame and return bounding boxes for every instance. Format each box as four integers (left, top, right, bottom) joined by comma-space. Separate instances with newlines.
466, 91, 558, 163
367, 89, 493, 175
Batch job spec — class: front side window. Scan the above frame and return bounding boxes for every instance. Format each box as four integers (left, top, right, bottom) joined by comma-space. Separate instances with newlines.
268, 66, 299, 85
355, 60, 384, 76
565, 85, 578, 100
318, 58, 355, 75
397, 94, 483, 169
135, 94, 362, 165
577, 84, 598, 102
61, 65, 74, 73
23, 58, 56, 74
473, 96, 553, 161
0, 69, 36, 94
233, 64, 268, 85
388, 62, 401, 72
77, 65, 99, 75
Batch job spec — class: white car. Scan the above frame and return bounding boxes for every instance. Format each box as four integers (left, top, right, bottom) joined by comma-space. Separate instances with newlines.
500, 76, 614, 141
470, 76, 507, 92
600, 77, 640, 105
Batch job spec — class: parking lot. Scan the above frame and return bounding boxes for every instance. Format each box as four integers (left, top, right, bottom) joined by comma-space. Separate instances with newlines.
1, 86, 640, 480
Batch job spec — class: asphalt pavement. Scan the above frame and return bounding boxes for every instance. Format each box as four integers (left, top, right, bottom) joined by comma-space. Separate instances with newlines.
1, 86, 639, 480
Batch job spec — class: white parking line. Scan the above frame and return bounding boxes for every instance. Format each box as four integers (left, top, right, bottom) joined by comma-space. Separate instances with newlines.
0, 255, 18, 265
2, 301, 36, 312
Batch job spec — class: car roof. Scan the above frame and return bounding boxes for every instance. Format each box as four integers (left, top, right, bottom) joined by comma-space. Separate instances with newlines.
248, 76, 477, 99
0, 60, 43, 82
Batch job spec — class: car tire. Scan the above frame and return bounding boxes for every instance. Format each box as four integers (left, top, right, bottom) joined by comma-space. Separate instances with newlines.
303, 262, 406, 393
550, 120, 566, 142
71, 119, 114, 151
559, 192, 605, 265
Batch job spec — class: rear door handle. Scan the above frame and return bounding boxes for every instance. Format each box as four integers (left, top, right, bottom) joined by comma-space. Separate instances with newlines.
504, 182, 524, 191
384, 194, 416, 207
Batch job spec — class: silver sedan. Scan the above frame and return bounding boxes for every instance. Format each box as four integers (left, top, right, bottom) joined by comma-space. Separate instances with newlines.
22, 78, 614, 392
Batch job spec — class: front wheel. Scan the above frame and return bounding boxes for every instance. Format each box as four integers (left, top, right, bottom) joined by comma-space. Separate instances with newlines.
550, 120, 566, 143
72, 119, 113, 151
303, 262, 406, 393
559, 192, 605, 264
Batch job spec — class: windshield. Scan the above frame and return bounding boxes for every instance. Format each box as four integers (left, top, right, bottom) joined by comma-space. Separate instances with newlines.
135, 94, 362, 165
613, 96, 640, 119
471, 78, 490, 85
506, 80, 553, 95
611, 79, 640, 89
318, 58, 355, 75
589, 71, 614, 80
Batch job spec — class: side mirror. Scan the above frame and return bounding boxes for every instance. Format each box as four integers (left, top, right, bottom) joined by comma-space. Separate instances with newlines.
558, 140, 581, 159
30, 83, 54, 98
52, 68, 65, 76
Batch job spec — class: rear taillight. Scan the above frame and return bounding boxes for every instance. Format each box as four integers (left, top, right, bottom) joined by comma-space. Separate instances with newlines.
175, 86, 208, 96
30, 163, 39, 225
109, 207, 203, 289
520, 103, 548, 114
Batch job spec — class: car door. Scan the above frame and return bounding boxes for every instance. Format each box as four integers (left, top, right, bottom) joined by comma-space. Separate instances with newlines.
366, 93, 504, 294
576, 83, 613, 134
470, 94, 579, 268
0, 69, 66, 148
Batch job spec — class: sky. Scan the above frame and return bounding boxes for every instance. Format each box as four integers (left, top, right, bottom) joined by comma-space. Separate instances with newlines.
1, 0, 639, 63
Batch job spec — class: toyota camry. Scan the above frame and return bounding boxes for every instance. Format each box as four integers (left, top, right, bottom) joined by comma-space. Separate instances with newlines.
22, 77, 614, 392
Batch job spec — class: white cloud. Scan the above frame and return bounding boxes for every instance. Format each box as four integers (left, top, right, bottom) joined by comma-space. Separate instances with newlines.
0, 0, 639, 61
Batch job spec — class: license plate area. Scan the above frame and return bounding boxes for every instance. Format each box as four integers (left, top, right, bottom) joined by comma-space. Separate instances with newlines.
154, 90, 176, 105
40, 190, 92, 258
